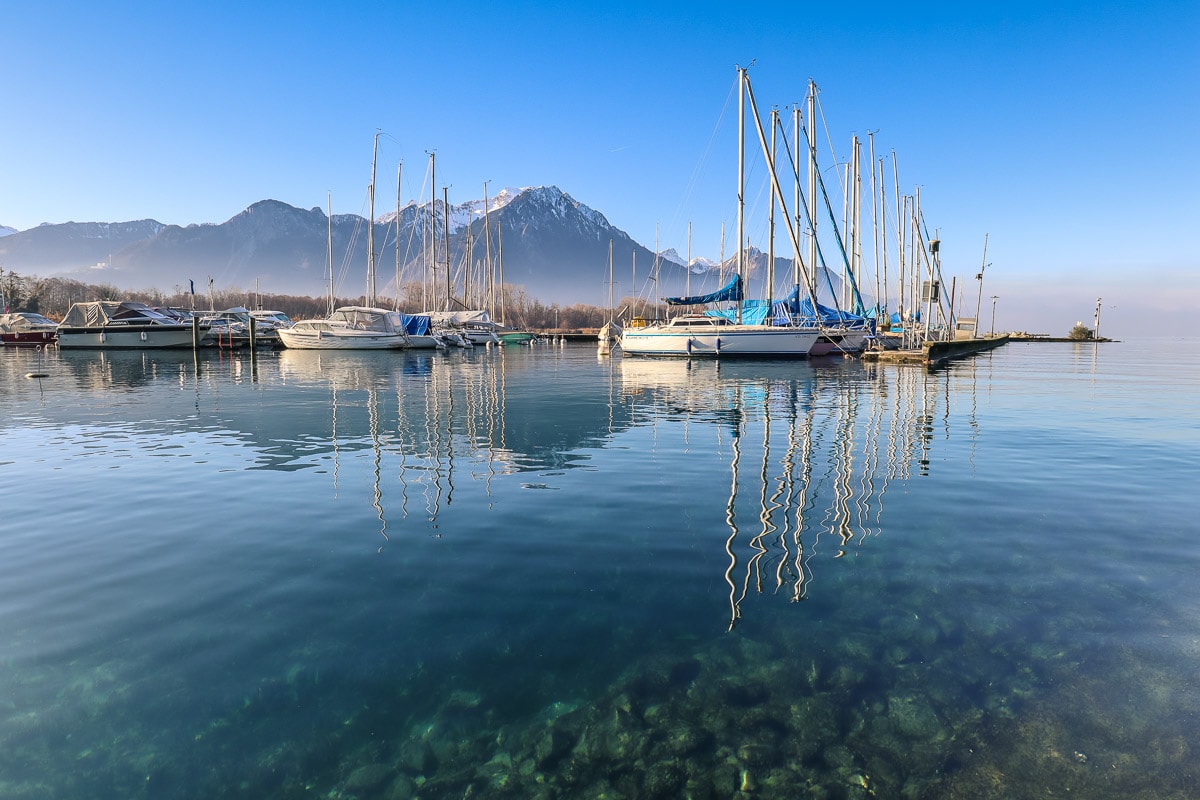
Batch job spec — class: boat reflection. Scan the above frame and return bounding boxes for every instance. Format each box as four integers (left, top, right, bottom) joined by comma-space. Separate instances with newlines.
274, 347, 613, 546
617, 356, 970, 629
275, 349, 480, 544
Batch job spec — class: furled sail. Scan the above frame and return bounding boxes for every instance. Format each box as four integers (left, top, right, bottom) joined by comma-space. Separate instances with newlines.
665, 275, 743, 306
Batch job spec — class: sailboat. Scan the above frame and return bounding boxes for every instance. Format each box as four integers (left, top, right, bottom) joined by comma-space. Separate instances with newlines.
387, 161, 444, 350
487, 190, 534, 345
620, 67, 819, 358
598, 239, 622, 346
416, 173, 493, 347
279, 140, 410, 351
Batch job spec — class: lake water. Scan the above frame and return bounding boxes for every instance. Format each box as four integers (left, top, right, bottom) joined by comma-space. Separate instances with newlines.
1, 337, 1198, 799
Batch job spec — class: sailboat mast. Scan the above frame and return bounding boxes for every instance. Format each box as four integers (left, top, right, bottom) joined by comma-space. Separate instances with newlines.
429, 151, 436, 309
868, 132, 880, 319
892, 152, 904, 329
879, 155, 889, 321
806, 80, 818, 299
974, 232, 989, 337
395, 162, 402, 311
686, 221, 692, 296
793, 104, 803, 298
326, 192, 334, 316
497, 213, 505, 321
608, 239, 615, 323
463, 207, 472, 306
483, 182, 493, 319
368, 131, 379, 306
654, 223, 661, 310
736, 65, 746, 325
767, 107, 778, 311
443, 186, 450, 308
851, 135, 862, 313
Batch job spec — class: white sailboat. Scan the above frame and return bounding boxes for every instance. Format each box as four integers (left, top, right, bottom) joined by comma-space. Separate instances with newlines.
598, 239, 622, 347
388, 161, 445, 350
621, 67, 819, 359
280, 143, 410, 351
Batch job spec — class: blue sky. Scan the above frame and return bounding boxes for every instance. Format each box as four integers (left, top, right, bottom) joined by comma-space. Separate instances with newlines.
2, 0, 1197, 337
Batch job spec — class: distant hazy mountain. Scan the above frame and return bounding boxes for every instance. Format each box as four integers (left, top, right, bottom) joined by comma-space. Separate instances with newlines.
0, 187, 836, 306
0, 220, 165, 274
0, 224, 17, 238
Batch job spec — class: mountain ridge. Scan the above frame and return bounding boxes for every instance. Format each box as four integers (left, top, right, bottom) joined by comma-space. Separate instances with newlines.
0, 188, 836, 306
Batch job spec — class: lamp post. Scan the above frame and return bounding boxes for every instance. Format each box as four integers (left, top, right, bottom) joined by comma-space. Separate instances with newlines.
990, 295, 999, 337
554, 308, 559, 333
1094, 297, 1102, 341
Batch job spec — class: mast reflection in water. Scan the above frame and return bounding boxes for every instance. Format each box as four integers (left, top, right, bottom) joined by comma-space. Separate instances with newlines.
616, 357, 954, 629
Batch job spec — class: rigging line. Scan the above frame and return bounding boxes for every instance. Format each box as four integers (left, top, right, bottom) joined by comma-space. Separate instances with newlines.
813, 85, 844, 201
766, 109, 811, 278
336, 214, 364, 301
671, 74, 740, 238
806, 138, 866, 314
773, 111, 846, 311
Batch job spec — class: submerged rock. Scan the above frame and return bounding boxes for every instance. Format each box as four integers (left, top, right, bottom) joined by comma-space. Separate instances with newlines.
887, 694, 945, 740
345, 762, 393, 792
534, 726, 575, 769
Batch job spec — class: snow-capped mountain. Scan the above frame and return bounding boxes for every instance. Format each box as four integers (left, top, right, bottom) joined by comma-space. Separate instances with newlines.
0, 188, 692, 304
0, 224, 17, 238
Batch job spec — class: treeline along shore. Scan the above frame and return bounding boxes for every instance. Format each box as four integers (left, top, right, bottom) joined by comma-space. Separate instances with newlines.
0, 270, 657, 334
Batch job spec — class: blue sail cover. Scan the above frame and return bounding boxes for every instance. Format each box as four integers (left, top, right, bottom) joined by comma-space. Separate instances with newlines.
774, 286, 869, 326
705, 300, 773, 325
666, 275, 743, 306
796, 298, 869, 326
400, 314, 432, 336
888, 309, 921, 331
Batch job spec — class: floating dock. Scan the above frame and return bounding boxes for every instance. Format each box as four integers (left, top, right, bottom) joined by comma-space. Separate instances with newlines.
862, 335, 1010, 366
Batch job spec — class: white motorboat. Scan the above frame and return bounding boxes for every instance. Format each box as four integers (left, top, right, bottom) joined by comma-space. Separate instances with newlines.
56, 301, 206, 349
277, 306, 409, 350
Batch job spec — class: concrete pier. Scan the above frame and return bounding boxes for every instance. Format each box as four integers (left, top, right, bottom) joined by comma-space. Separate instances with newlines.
862, 335, 1010, 366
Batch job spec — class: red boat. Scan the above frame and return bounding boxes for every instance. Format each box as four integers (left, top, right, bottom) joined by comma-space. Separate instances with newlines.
0, 312, 58, 347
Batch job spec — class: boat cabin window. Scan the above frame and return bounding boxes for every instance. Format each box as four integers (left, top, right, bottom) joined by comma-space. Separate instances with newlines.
667, 316, 727, 328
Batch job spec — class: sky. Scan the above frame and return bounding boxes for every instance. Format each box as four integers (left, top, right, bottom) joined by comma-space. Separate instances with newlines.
2, 0, 1197, 338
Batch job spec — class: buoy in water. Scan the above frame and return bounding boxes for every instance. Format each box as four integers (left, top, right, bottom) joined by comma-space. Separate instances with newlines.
26, 372, 49, 378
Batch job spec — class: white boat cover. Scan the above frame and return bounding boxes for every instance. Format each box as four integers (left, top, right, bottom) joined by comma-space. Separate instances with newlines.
60, 301, 183, 327
420, 309, 495, 328
0, 312, 58, 332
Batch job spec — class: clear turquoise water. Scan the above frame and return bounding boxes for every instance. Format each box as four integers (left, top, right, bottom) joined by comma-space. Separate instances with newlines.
1, 339, 1197, 799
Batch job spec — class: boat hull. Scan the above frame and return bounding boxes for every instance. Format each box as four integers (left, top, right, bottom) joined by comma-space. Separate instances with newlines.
497, 331, 535, 345
597, 321, 622, 345
56, 325, 200, 349
277, 330, 407, 350
621, 324, 818, 357
0, 331, 58, 347
402, 334, 446, 350
462, 329, 500, 346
